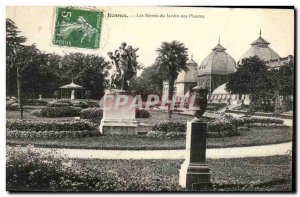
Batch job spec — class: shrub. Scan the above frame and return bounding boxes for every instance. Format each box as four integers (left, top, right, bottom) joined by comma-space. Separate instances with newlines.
146, 130, 166, 138
152, 120, 186, 133
246, 123, 287, 128
72, 101, 89, 108
23, 99, 48, 106
6, 99, 18, 110
206, 103, 227, 112
80, 108, 103, 119
6, 147, 119, 191
165, 132, 185, 138
207, 114, 242, 137
136, 109, 151, 118
86, 101, 100, 108
31, 110, 42, 117
7, 130, 99, 139
242, 117, 284, 124
6, 119, 96, 131
31, 106, 81, 117
47, 100, 73, 107
7, 147, 183, 191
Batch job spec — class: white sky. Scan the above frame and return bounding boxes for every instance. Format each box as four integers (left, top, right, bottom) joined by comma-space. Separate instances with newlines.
6, 6, 294, 69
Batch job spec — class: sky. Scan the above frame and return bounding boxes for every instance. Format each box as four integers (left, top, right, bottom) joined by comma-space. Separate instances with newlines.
6, 6, 294, 71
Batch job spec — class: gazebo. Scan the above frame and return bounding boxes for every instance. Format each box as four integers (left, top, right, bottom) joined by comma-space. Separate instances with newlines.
59, 80, 84, 100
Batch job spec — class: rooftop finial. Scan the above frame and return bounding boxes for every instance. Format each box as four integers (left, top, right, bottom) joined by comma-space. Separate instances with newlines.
191, 53, 193, 60
259, 29, 262, 37
218, 35, 220, 44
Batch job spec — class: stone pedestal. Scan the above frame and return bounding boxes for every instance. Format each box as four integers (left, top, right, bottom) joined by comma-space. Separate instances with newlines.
179, 120, 211, 189
99, 89, 137, 135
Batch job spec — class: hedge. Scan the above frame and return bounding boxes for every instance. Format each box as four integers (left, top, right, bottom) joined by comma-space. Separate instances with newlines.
6, 130, 99, 139
23, 99, 48, 106
47, 100, 73, 107
148, 115, 245, 138
242, 117, 284, 124
152, 120, 186, 133
136, 109, 151, 118
71, 101, 89, 108
80, 108, 103, 119
6, 120, 96, 131
31, 106, 81, 117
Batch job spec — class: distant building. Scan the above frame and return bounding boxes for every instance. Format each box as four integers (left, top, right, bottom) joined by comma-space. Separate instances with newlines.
197, 38, 236, 95
162, 56, 198, 101
210, 30, 294, 104
162, 31, 294, 105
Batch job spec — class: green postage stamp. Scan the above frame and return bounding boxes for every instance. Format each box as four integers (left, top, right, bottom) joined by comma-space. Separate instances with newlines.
53, 7, 102, 49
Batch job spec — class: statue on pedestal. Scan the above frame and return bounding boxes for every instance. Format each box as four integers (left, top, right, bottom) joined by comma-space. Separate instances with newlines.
107, 42, 139, 90
100, 42, 139, 135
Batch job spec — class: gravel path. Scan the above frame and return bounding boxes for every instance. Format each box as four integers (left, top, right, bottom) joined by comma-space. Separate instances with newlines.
8, 141, 292, 160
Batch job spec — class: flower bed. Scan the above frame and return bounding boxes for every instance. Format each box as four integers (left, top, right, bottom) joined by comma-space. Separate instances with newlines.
80, 108, 103, 119
31, 106, 81, 117
245, 123, 288, 128
147, 115, 244, 139
6, 119, 96, 131
6, 148, 292, 191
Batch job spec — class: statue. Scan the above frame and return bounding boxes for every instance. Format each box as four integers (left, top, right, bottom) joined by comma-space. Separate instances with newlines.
107, 42, 139, 90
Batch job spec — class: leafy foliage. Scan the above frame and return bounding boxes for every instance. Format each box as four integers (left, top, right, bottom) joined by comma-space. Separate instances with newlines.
227, 56, 276, 112
136, 109, 151, 118
59, 53, 110, 99
80, 108, 103, 119
129, 63, 165, 97
31, 107, 81, 117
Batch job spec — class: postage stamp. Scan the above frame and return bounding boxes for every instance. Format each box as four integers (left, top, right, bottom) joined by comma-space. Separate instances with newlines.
53, 7, 102, 49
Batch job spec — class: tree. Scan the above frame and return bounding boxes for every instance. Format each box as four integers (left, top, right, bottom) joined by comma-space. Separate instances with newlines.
13, 44, 46, 119
6, 18, 26, 98
271, 60, 294, 112
22, 53, 61, 99
6, 19, 40, 119
226, 56, 275, 113
156, 40, 188, 119
59, 53, 111, 99
129, 63, 165, 99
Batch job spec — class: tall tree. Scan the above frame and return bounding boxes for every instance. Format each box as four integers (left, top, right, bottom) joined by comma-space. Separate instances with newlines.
226, 56, 275, 113
156, 40, 188, 119
271, 60, 294, 112
13, 44, 45, 119
6, 18, 26, 98
59, 53, 111, 99
129, 63, 165, 99
22, 53, 61, 98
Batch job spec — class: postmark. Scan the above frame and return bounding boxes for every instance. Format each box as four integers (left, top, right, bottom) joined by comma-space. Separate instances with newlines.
53, 7, 102, 49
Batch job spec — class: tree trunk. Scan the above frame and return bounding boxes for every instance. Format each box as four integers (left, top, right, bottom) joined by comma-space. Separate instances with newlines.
168, 75, 175, 120
248, 94, 258, 114
17, 67, 23, 119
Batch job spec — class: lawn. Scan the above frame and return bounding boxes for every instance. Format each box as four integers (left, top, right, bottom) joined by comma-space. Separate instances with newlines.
7, 154, 293, 191
6, 107, 292, 149
6, 126, 292, 150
